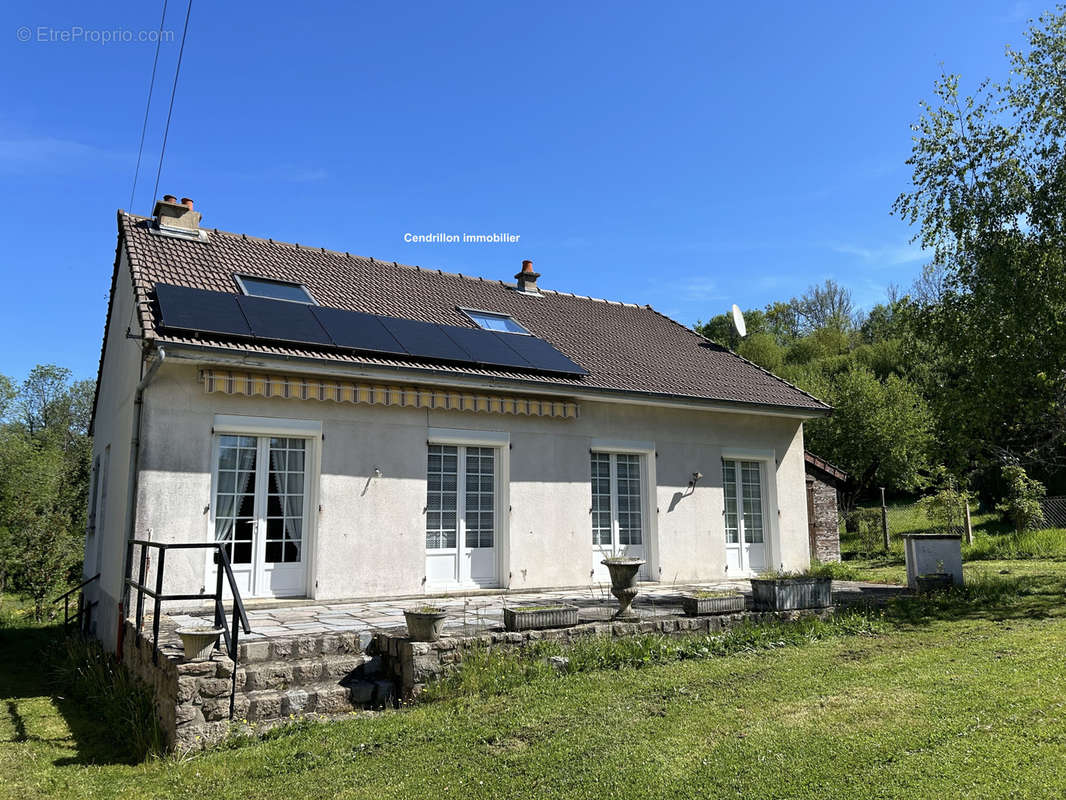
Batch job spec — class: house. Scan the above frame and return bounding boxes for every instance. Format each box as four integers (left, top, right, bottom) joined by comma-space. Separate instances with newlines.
84, 196, 830, 651
804, 451, 847, 563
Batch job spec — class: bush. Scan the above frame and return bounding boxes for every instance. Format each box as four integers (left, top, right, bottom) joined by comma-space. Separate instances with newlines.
846, 507, 885, 554
995, 464, 1045, 534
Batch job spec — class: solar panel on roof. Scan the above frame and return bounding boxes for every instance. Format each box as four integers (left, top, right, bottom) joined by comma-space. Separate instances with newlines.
152, 282, 588, 377
378, 316, 473, 363
494, 332, 589, 375
155, 283, 252, 339
441, 326, 535, 370
310, 306, 407, 356
236, 295, 332, 347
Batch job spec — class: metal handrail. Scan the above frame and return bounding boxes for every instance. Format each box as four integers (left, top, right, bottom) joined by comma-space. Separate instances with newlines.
124, 539, 252, 718
52, 572, 100, 633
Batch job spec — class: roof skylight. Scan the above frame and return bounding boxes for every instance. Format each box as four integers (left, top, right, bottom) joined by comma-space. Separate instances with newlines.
235, 275, 315, 304
461, 308, 531, 335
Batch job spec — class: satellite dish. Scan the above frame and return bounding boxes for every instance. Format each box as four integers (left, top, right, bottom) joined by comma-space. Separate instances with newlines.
731, 303, 747, 338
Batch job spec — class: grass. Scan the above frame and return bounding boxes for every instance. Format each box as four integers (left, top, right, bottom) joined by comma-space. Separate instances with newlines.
4, 563, 1066, 798
838, 501, 1066, 585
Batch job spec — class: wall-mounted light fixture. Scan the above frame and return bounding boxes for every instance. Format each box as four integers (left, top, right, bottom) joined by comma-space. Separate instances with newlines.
689, 471, 703, 487
373, 466, 383, 479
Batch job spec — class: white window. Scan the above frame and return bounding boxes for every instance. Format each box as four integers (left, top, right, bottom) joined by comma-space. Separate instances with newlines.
212, 434, 309, 597
426, 445, 495, 550
722, 458, 768, 573
236, 275, 316, 304
460, 308, 531, 335
591, 452, 644, 548
425, 433, 503, 588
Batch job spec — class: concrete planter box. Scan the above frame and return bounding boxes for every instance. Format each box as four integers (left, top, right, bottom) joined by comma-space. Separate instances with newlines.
403, 607, 448, 642
503, 605, 579, 631
750, 577, 832, 611
175, 627, 223, 661
915, 573, 954, 593
681, 593, 745, 616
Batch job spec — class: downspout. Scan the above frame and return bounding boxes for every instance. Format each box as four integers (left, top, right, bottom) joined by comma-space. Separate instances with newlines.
116, 346, 166, 657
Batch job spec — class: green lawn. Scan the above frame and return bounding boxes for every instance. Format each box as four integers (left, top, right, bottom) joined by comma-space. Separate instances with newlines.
4, 564, 1066, 799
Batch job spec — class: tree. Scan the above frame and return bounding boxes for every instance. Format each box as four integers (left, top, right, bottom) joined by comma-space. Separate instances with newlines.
793, 279, 857, 333
894, 9, 1066, 475
0, 365, 94, 619
736, 332, 784, 372
995, 464, 1046, 535
801, 368, 933, 509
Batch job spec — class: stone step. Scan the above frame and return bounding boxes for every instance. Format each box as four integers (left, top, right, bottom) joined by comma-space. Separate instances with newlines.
237, 630, 374, 664
237, 679, 395, 722
240, 653, 377, 691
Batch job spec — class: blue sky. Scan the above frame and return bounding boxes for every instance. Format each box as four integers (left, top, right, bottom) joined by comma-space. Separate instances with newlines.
0, 0, 1039, 380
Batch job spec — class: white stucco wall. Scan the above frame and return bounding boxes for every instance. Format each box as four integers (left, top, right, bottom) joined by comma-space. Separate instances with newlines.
85, 249, 145, 649
131, 359, 812, 603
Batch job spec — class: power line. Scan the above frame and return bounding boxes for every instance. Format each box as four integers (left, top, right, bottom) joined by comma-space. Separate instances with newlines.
128, 0, 169, 212
151, 0, 193, 206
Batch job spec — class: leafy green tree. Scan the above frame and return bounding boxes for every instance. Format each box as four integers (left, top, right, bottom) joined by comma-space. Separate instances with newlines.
802, 368, 933, 509
0, 365, 93, 619
894, 9, 1066, 474
995, 464, 1046, 535
736, 332, 784, 372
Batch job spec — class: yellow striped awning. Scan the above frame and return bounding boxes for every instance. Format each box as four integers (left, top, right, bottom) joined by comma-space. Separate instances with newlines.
200, 369, 579, 419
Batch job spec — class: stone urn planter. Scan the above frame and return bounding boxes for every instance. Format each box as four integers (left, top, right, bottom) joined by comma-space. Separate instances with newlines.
681, 591, 745, 617
503, 604, 579, 632
915, 572, 954, 593
404, 606, 448, 642
601, 557, 646, 620
175, 627, 224, 662
750, 577, 831, 611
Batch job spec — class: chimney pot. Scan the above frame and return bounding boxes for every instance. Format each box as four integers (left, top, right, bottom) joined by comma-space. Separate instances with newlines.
152, 194, 203, 237
514, 259, 541, 293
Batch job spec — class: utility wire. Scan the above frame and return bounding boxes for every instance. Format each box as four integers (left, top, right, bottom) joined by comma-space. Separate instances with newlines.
128, 0, 169, 212
151, 0, 193, 206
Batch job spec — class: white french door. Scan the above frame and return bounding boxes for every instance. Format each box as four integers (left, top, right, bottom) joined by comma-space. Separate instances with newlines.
723, 459, 767, 575
212, 434, 309, 598
425, 444, 498, 588
591, 452, 648, 581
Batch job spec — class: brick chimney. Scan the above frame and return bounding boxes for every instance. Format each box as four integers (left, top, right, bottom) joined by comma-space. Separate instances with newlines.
152, 194, 203, 237
515, 259, 541, 294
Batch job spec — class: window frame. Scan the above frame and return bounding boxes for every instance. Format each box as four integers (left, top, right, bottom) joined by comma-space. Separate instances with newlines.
458, 307, 532, 335
235, 274, 318, 305
720, 447, 781, 571
425, 428, 510, 588
207, 415, 321, 598
589, 439, 657, 575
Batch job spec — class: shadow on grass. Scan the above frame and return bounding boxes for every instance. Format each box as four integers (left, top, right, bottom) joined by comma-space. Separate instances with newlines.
881, 569, 1066, 628
0, 624, 159, 765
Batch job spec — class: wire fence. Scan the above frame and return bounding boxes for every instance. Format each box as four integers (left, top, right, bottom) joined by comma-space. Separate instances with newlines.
1036, 496, 1066, 530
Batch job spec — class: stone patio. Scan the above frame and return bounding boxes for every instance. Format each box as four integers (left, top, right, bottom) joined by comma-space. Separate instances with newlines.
161, 578, 905, 644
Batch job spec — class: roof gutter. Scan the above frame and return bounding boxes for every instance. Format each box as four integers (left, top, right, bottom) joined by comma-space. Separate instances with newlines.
116, 345, 166, 657
157, 342, 832, 420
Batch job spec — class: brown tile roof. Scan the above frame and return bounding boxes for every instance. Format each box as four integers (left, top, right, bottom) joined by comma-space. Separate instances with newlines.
115, 211, 829, 413
805, 451, 849, 485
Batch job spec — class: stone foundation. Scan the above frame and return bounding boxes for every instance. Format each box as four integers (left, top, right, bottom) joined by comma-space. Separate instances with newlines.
122, 607, 832, 751
374, 608, 831, 699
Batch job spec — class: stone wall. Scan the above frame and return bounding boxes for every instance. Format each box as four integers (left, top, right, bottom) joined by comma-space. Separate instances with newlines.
808, 477, 841, 563
374, 608, 830, 699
